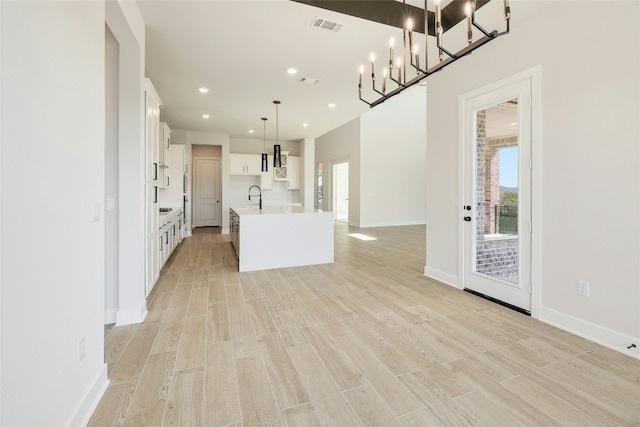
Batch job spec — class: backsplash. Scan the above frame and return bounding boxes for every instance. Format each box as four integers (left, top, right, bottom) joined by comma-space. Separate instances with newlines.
263, 181, 300, 204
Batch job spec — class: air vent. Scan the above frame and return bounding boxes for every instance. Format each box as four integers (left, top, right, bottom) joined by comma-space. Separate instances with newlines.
310, 16, 344, 33
298, 77, 321, 85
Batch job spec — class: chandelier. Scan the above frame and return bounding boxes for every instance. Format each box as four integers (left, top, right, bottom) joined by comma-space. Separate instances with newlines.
358, 0, 511, 107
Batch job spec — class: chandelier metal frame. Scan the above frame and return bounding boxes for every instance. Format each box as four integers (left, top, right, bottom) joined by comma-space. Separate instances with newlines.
358, 0, 511, 108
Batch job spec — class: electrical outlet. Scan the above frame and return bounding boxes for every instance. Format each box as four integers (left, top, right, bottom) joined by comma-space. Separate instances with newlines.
577, 280, 590, 297
78, 337, 85, 362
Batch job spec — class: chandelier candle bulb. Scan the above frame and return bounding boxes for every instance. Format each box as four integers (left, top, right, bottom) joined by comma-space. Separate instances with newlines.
407, 18, 414, 59
465, 2, 473, 44
382, 68, 387, 93
503, 0, 511, 20
370, 53, 376, 80
358, 65, 363, 89
435, 0, 443, 61
389, 38, 394, 69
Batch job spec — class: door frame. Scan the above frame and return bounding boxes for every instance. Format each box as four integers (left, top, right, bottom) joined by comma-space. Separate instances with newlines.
192, 156, 221, 227
458, 66, 542, 319
331, 158, 350, 223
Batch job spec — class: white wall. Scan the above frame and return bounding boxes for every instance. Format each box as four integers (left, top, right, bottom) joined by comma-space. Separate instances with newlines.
315, 118, 361, 225
360, 85, 427, 227
1, 2, 108, 425
315, 87, 427, 228
425, 1, 640, 356
105, 26, 120, 323
231, 137, 300, 156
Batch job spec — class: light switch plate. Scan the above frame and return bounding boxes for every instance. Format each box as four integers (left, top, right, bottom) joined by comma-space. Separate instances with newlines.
106, 198, 116, 211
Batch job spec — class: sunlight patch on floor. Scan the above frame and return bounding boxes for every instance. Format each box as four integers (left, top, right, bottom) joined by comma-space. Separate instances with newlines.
347, 233, 377, 241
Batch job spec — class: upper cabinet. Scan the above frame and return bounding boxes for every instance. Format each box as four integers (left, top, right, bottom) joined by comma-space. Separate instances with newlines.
145, 79, 162, 183
230, 153, 262, 175
159, 122, 171, 168
274, 151, 288, 181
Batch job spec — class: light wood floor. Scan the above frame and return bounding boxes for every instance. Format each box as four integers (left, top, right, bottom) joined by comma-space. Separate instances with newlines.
89, 223, 640, 426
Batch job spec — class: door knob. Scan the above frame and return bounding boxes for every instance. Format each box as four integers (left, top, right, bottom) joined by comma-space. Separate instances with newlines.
464, 216, 471, 221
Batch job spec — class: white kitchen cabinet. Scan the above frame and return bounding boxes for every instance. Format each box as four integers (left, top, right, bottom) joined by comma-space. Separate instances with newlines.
146, 232, 158, 296
230, 153, 261, 175
158, 123, 171, 189
145, 183, 159, 295
145, 79, 162, 183
159, 122, 171, 168
287, 156, 301, 189
274, 151, 288, 181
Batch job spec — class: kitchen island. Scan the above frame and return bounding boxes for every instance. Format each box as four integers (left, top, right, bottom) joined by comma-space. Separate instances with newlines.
230, 205, 334, 272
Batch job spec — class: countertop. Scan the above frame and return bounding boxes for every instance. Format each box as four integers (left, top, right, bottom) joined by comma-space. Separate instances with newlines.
230, 205, 328, 216
159, 206, 183, 217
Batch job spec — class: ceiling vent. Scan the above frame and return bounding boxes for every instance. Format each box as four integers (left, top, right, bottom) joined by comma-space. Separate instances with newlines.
310, 16, 344, 33
298, 77, 321, 85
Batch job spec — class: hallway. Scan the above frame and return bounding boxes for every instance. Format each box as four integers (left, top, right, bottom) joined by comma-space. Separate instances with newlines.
90, 224, 640, 426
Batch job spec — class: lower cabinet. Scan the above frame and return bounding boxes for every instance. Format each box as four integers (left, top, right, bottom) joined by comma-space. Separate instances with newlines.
148, 207, 184, 295
146, 232, 158, 296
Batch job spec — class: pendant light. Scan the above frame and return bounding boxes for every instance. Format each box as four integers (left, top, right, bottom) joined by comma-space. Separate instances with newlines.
261, 117, 268, 172
273, 100, 282, 168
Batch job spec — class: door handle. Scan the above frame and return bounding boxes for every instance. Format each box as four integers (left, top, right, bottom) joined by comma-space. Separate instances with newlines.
464, 216, 472, 222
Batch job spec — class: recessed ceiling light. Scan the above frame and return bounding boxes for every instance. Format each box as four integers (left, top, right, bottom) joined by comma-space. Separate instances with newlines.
249, 129, 255, 133
197, 87, 209, 94
202, 114, 210, 119
328, 103, 336, 108
302, 123, 309, 127
286, 67, 298, 74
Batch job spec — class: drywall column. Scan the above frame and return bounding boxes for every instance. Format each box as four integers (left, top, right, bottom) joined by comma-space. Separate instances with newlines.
106, 0, 148, 325
302, 138, 315, 208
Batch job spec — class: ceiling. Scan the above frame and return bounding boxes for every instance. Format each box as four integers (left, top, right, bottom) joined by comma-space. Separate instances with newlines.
135, 0, 465, 142
485, 102, 518, 139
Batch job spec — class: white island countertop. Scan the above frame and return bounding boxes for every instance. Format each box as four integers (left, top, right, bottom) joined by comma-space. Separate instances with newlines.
230, 205, 327, 216
230, 205, 334, 272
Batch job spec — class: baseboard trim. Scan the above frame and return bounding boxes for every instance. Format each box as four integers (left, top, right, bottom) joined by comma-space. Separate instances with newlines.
67, 364, 109, 427
358, 220, 426, 228
104, 307, 117, 325
423, 266, 460, 289
540, 306, 640, 360
115, 301, 148, 326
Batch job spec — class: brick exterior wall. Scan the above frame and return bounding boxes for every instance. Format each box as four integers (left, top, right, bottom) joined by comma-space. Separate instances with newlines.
474, 111, 519, 279
476, 237, 519, 279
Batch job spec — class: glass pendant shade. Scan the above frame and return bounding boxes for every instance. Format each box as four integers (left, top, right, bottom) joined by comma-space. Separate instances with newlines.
261, 117, 268, 172
273, 144, 282, 168
273, 100, 282, 168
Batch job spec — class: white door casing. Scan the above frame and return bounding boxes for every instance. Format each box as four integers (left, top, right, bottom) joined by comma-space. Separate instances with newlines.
193, 157, 221, 227
461, 76, 533, 313
333, 161, 349, 222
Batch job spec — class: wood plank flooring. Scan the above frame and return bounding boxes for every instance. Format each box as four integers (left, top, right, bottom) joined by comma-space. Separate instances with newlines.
90, 223, 640, 426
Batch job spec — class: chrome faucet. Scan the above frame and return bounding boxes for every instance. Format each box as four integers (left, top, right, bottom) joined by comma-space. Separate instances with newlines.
248, 185, 262, 210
